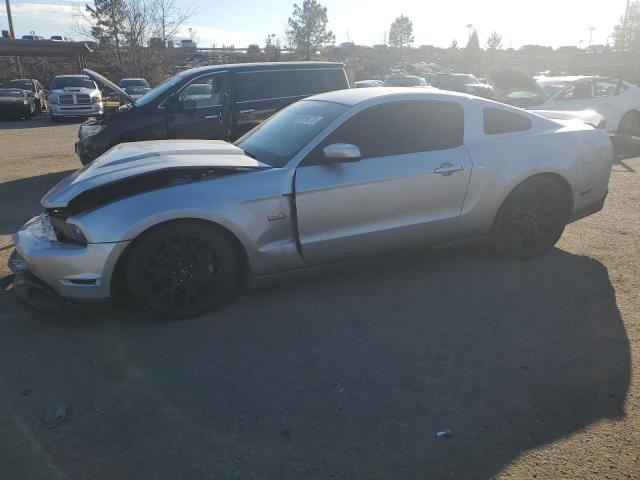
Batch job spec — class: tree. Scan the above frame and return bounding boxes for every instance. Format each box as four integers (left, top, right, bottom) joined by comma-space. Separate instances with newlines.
81, 0, 129, 68
151, 0, 196, 47
464, 29, 482, 71
466, 28, 480, 49
388, 14, 414, 50
486, 30, 503, 50
613, 0, 640, 50
449, 38, 458, 50
287, 0, 335, 60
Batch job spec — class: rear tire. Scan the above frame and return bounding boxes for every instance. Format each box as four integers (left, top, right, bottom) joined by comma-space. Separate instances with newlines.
491, 177, 570, 260
619, 110, 640, 138
126, 222, 238, 319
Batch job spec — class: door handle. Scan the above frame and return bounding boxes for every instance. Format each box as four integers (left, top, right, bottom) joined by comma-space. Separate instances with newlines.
239, 109, 255, 114
204, 114, 219, 119
434, 163, 464, 175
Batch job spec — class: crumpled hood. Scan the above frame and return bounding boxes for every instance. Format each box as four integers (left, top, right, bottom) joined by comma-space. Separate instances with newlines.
42, 140, 269, 209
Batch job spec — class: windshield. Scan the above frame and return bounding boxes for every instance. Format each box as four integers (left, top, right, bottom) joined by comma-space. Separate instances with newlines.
134, 74, 185, 107
7, 80, 34, 92
537, 79, 573, 97
0, 89, 23, 98
51, 77, 96, 90
235, 100, 348, 167
120, 79, 149, 88
125, 86, 151, 95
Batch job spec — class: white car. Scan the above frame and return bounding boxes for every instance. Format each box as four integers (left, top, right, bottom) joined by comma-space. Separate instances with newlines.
48, 75, 103, 121
536, 76, 640, 137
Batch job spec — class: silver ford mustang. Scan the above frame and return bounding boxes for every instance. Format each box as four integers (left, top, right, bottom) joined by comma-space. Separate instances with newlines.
10, 88, 613, 318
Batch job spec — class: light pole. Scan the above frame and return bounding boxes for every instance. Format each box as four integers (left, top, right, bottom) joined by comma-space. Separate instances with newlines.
622, 0, 631, 49
588, 26, 595, 47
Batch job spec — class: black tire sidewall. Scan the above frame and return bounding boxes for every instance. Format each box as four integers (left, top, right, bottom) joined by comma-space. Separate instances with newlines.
492, 177, 570, 260
126, 222, 238, 319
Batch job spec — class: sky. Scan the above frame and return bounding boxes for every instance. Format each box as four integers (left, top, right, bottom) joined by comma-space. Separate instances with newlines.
0, 0, 628, 49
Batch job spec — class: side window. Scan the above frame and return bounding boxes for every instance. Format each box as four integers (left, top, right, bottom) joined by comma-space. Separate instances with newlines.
179, 73, 226, 107
307, 100, 464, 163
236, 70, 293, 102
558, 82, 593, 100
292, 69, 347, 96
483, 107, 532, 135
594, 79, 623, 97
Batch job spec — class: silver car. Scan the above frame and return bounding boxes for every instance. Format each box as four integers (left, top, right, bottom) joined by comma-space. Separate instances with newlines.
10, 88, 613, 318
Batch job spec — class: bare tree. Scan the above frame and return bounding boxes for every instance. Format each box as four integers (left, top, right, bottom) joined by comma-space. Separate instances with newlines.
486, 30, 503, 50
152, 0, 196, 47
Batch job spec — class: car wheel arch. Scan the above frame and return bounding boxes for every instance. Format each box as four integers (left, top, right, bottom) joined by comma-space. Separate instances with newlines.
110, 218, 251, 302
491, 172, 573, 228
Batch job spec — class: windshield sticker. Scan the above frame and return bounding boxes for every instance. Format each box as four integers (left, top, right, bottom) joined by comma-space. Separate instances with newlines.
293, 115, 322, 126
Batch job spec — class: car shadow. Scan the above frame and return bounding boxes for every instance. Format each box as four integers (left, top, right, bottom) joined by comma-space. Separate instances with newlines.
0, 244, 629, 480
0, 170, 75, 235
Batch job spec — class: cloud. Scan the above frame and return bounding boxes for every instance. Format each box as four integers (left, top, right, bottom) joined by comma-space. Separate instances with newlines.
0, 2, 78, 37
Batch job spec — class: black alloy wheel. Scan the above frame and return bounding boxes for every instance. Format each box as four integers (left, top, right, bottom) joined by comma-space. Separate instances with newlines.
491, 177, 570, 260
127, 222, 238, 318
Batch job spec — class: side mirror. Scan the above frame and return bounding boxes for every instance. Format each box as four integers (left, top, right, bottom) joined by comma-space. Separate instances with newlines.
322, 143, 362, 162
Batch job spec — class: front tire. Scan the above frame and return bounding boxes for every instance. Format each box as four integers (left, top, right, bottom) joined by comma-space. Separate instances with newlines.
491, 177, 570, 260
126, 222, 238, 318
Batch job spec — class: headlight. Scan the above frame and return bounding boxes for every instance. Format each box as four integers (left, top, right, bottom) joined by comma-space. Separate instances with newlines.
48, 214, 88, 245
91, 95, 102, 104
79, 124, 107, 139
48, 96, 58, 104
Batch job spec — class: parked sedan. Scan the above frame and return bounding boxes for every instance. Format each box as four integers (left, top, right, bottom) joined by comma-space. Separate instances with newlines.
6, 78, 47, 113
0, 88, 35, 119
10, 88, 612, 318
536, 76, 640, 137
429, 73, 493, 99
383, 75, 428, 87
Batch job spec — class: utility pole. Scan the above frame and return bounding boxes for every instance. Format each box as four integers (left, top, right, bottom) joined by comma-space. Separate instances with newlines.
466, 24, 473, 42
622, 0, 631, 49
4, 0, 22, 76
588, 26, 595, 47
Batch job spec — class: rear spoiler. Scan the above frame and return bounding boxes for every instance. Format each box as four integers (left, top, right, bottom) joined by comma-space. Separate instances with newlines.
531, 109, 607, 130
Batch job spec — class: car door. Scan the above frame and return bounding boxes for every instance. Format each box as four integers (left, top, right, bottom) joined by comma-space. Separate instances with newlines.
294, 100, 472, 264
167, 71, 230, 140
593, 78, 626, 126
234, 69, 298, 138
552, 80, 595, 111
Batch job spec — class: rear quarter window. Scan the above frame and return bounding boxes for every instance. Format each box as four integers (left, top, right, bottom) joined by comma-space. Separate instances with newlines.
291, 69, 347, 96
236, 70, 293, 102
483, 107, 532, 135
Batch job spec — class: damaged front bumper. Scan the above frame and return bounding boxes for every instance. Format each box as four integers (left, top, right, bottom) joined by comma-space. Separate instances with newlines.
8, 216, 128, 310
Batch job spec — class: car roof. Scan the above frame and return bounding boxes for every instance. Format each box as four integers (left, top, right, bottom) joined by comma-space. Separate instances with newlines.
306, 87, 472, 107
535, 75, 598, 82
181, 61, 344, 76
54, 75, 91, 78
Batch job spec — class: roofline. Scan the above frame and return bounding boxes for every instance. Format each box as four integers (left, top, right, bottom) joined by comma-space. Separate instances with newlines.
179, 61, 345, 76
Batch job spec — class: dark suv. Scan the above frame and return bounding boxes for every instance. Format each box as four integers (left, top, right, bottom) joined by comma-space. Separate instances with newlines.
6, 78, 47, 113
76, 62, 349, 164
